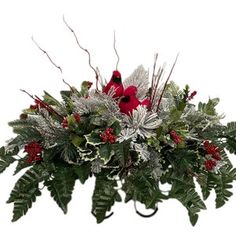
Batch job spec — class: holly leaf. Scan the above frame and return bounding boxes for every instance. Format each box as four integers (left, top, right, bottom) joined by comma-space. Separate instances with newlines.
85, 131, 104, 146
99, 144, 113, 164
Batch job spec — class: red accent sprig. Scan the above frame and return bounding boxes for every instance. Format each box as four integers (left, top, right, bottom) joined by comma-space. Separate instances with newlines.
62, 117, 69, 129
203, 141, 221, 161
203, 140, 222, 171
170, 130, 183, 144
188, 91, 197, 101
73, 113, 81, 123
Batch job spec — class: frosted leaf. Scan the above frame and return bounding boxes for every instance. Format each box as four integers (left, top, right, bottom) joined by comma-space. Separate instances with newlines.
123, 65, 149, 100
124, 106, 162, 139
117, 128, 137, 143
72, 91, 122, 121
91, 159, 104, 173
149, 150, 164, 180
28, 113, 65, 148
131, 142, 150, 162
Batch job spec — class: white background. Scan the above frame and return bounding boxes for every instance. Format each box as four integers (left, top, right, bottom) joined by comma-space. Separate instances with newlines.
0, 0, 236, 235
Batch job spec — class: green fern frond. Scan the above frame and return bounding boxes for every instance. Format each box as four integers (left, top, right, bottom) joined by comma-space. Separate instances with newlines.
45, 166, 77, 214
92, 175, 121, 223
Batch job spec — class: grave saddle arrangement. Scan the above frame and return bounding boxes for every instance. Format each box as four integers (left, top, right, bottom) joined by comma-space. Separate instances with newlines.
1, 20, 236, 225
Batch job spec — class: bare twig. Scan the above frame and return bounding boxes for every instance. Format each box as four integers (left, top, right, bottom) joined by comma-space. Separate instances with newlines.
63, 15, 99, 90
156, 53, 179, 112
150, 65, 165, 110
20, 89, 35, 100
32, 36, 74, 91
151, 53, 158, 89
31, 36, 63, 74
20, 89, 63, 119
35, 95, 64, 119
113, 31, 120, 70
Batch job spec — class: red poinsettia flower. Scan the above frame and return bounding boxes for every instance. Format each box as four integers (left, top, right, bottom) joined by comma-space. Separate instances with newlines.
103, 70, 124, 98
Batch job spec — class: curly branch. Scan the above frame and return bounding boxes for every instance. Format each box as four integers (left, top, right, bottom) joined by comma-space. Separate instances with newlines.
31, 37, 63, 74
63, 15, 99, 90
156, 53, 179, 112
113, 31, 120, 70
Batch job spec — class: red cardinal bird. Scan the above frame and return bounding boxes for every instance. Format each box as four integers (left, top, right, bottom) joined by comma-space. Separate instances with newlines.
103, 70, 124, 98
119, 86, 150, 115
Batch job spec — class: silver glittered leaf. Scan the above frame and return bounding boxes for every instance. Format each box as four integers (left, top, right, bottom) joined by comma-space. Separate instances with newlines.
123, 106, 162, 139
131, 142, 150, 162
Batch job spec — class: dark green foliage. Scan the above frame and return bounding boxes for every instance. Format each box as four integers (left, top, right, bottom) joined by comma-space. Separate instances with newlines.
123, 170, 167, 209
0, 146, 18, 173
43, 91, 62, 107
92, 174, 121, 223
223, 122, 236, 154
45, 166, 77, 214
165, 149, 199, 177
1, 77, 236, 226
198, 98, 219, 116
14, 157, 31, 175
99, 144, 113, 163
7, 165, 49, 221
73, 162, 91, 184
214, 166, 236, 208
112, 141, 130, 167
170, 183, 206, 226
8, 165, 49, 203
12, 186, 41, 222
197, 173, 216, 200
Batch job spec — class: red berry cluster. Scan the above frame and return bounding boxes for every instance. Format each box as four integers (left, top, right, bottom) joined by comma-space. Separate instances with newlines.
170, 130, 183, 144
203, 140, 222, 171
24, 141, 43, 164
187, 91, 197, 101
204, 159, 217, 171
100, 128, 116, 144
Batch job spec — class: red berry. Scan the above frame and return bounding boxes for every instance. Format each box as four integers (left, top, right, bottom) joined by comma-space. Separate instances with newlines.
204, 159, 217, 171
87, 81, 93, 89
170, 130, 183, 144
73, 113, 81, 123
100, 128, 116, 144
62, 118, 69, 129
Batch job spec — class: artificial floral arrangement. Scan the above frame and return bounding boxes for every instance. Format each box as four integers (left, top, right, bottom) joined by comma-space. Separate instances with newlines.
1, 18, 236, 226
